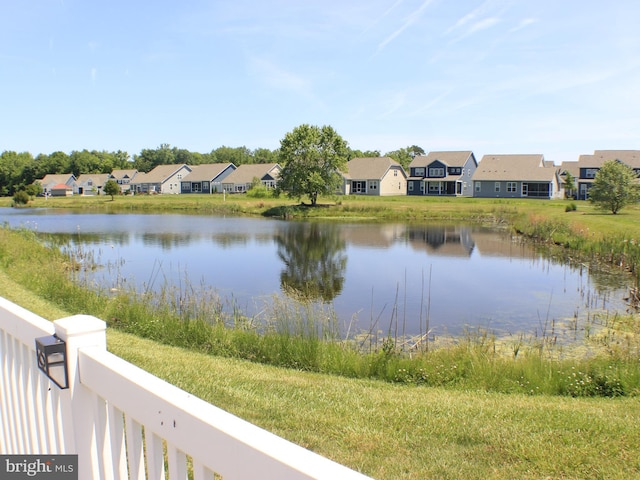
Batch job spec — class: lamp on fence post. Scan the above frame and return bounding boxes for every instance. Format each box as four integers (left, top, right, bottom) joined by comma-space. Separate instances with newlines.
35, 334, 69, 389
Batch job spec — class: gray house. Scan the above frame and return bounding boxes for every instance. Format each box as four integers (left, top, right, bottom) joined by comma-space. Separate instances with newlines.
407, 151, 477, 197
131, 164, 192, 194
109, 169, 139, 194
180, 163, 236, 194
473, 154, 563, 199
221, 163, 281, 193
75, 173, 110, 196
573, 150, 640, 200
37, 174, 77, 196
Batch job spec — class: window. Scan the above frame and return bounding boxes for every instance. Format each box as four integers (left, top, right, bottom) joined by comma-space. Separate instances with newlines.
585, 168, 598, 179
507, 182, 517, 193
369, 181, 377, 190
408, 182, 414, 191
414, 167, 425, 177
352, 181, 366, 193
523, 182, 550, 197
494, 182, 501, 192
475, 182, 481, 192
429, 167, 444, 177
394, 169, 398, 176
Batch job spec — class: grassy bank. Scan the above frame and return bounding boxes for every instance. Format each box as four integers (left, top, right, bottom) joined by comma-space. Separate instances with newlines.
1, 267, 639, 479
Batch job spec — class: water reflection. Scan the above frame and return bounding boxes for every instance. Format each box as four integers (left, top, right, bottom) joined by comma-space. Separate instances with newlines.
407, 225, 475, 257
276, 222, 347, 301
0, 208, 632, 337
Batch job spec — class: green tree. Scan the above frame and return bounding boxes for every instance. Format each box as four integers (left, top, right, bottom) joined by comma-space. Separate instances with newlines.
211, 146, 254, 165
349, 149, 381, 158
277, 124, 349, 206
103, 179, 120, 200
563, 172, 576, 199
25, 182, 43, 198
385, 145, 424, 170
588, 160, 640, 214
12, 190, 30, 206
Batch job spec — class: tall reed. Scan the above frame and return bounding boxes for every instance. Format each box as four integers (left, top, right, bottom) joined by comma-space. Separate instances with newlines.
1, 223, 639, 397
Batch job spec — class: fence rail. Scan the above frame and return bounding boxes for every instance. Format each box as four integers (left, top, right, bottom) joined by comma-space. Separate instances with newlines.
0, 297, 371, 479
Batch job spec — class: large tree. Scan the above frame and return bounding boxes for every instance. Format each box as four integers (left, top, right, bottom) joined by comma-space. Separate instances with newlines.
384, 145, 424, 170
588, 160, 640, 214
277, 124, 349, 206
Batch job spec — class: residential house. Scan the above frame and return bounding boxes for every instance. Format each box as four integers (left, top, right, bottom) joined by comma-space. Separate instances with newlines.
341, 157, 407, 196
109, 169, 138, 194
573, 150, 640, 200
407, 151, 477, 197
221, 163, 281, 193
37, 174, 77, 196
472, 154, 563, 199
75, 173, 110, 195
559, 161, 580, 199
130, 164, 192, 194
180, 163, 236, 194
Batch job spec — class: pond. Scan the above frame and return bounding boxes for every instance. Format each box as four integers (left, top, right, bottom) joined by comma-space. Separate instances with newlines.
0, 208, 631, 341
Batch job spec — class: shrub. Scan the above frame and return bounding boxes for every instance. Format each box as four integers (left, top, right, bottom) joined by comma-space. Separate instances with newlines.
12, 190, 30, 206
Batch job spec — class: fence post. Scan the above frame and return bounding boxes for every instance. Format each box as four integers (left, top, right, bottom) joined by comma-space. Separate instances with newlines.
54, 315, 107, 480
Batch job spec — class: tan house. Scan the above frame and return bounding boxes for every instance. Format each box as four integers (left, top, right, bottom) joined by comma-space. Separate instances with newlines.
37, 174, 77, 196
221, 163, 281, 193
130, 164, 192, 194
341, 157, 407, 196
109, 169, 139, 194
472, 154, 563, 199
75, 173, 110, 195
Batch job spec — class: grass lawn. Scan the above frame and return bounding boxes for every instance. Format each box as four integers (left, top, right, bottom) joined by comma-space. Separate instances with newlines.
2, 270, 638, 480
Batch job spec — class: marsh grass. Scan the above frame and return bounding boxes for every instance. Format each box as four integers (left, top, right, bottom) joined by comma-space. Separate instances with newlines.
2, 197, 640, 398
2, 223, 639, 398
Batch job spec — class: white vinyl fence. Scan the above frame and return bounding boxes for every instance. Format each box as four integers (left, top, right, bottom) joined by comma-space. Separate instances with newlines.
0, 297, 372, 479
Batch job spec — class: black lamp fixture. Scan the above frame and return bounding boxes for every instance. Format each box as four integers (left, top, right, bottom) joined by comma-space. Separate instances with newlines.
35, 334, 69, 389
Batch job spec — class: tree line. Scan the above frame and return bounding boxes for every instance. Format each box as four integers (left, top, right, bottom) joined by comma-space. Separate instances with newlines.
0, 141, 424, 197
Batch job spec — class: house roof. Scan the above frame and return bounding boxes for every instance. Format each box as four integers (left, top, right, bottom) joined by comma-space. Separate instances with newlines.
342, 157, 405, 180
181, 163, 235, 182
581, 150, 640, 169
222, 163, 281, 184
133, 164, 191, 184
559, 161, 580, 177
76, 173, 110, 185
110, 169, 138, 180
473, 154, 558, 181
409, 151, 475, 169
51, 183, 72, 190
39, 174, 76, 186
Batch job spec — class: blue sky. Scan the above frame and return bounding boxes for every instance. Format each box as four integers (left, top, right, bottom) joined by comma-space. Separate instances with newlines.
2, 1, 639, 163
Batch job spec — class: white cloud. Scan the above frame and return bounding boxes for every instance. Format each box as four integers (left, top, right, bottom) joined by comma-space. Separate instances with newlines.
248, 57, 313, 99
509, 17, 537, 33
377, 0, 435, 51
